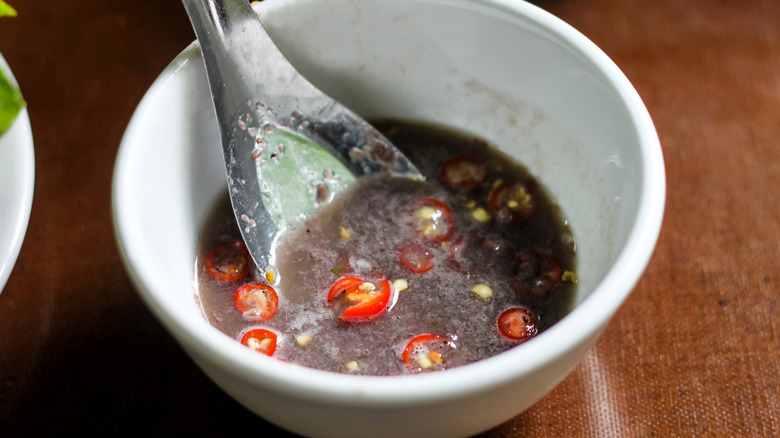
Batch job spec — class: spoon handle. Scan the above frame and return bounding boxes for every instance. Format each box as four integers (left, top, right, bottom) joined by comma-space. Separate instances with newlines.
181, 0, 323, 130
181, 0, 421, 270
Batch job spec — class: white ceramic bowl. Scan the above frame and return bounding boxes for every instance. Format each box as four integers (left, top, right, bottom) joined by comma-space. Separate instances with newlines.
0, 52, 34, 296
113, 0, 665, 436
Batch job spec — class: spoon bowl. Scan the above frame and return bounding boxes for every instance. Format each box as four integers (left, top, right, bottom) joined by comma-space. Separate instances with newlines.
181, 0, 422, 271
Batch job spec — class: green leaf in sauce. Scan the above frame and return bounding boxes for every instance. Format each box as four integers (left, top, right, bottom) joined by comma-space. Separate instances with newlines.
330, 264, 351, 275
256, 127, 356, 228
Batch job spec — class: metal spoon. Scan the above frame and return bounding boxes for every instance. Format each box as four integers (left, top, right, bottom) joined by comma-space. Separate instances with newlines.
181, 0, 422, 271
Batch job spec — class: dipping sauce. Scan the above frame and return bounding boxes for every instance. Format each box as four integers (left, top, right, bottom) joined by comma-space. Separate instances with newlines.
196, 119, 577, 375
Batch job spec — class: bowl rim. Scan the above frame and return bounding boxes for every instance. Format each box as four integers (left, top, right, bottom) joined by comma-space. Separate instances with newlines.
113, 0, 665, 406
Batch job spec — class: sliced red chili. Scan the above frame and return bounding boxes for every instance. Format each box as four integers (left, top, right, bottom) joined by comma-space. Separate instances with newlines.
509, 250, 563, 295
326, 277, 364, 301
408, 198, 455, 242
241, 328, 278, 356
235, 283, 278, 321
327, 276, 392, 323
402, 334, 457, 373
399, 243, 435, 273
488, 182, 539, 221
440, 154, 486, 188
497, 307, 538, 341
205, 241, 251, 281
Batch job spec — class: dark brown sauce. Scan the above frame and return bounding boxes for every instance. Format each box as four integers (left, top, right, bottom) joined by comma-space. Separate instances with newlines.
196, 119, 577, 375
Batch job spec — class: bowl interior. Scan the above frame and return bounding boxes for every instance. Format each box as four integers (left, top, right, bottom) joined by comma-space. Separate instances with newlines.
114, 0, 663, 405
262, 0, 655, 304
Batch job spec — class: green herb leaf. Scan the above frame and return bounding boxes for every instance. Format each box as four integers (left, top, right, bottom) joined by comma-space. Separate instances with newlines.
0, 1, 17, 17
330, 265, 350, 275
0, 68, 25, 135
256, 127, 356, 228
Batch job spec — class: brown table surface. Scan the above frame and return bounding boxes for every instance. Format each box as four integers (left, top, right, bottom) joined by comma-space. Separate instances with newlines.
1, 0, 778, 436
